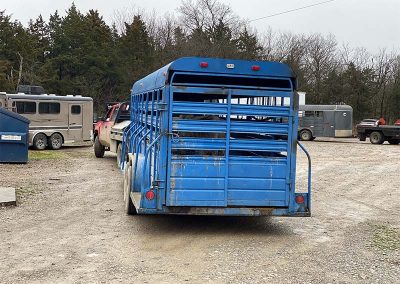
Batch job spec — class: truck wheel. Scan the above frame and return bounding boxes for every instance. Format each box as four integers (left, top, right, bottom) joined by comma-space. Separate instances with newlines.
116, 143, 122, 167
124, 163, 137, 215
33, 133, 48, 150
49, 133, 63, 150
369, 131, 384, 144
94, 136, 105, 158
359, 134, 367, 141
388, 139, 400, 145
299, 129, 312, 141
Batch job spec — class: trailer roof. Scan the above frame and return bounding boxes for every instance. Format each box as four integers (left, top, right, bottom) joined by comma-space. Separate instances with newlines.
3, 93, 93, 102
131, 57, 295, 93
299, 104, 353, 111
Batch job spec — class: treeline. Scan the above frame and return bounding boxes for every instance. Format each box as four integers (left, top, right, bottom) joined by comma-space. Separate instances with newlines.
0, 0, 399, 122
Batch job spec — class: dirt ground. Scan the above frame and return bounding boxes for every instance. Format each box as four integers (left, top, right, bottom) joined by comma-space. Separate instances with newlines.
0, 139, 399, 284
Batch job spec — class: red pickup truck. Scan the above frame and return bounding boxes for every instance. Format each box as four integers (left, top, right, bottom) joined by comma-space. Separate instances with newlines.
93, 102, 131, 164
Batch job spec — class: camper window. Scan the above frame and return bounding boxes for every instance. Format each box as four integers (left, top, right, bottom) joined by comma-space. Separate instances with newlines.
39, 102, 60, 114
16, 101, 36, 114
71, 105, 81, 115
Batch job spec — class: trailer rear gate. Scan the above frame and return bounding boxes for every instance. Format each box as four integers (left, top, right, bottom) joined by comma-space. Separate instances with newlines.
167, 79, 295, 208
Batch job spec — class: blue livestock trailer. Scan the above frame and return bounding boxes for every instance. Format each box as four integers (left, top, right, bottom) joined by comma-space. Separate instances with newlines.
120, 57, 311, 216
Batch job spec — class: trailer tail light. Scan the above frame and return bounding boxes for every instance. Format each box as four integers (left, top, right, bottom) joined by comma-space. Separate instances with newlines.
200, 62, 209, 68
145, 190, 155, 200
251, 65, 261, 71
295, 195, 305, 204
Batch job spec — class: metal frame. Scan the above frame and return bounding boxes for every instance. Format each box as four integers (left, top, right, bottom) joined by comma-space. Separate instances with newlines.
121, 57, 311, 216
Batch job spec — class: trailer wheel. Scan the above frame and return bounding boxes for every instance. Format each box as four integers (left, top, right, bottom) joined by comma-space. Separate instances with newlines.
124, 163, 137, 215
94, 136, 105, 158
369, 131, 384, 144
49, 133, 63, 150
116, 143, 122, 166
388, 139, 400, 145
299, 129, 312, 141
33, 133, 48, 150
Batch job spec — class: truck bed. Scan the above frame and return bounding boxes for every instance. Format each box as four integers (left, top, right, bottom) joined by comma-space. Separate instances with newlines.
110, 120, 131, 142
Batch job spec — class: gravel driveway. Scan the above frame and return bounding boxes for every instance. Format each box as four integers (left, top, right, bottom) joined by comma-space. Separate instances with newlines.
0, 139, 399, 284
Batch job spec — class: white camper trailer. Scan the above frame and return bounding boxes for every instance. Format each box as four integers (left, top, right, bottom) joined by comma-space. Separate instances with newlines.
0, 93, 93, 150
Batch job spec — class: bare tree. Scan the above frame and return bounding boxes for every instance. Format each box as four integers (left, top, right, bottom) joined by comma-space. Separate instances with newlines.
178, 0, 241, 35
372, 49, 396, 117
303, 34, 338, 103
16, 52, 23, 89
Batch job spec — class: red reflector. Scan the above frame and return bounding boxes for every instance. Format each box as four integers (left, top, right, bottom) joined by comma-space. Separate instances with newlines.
145, 190, 155, 200
200, 62, 209, 68
251, 65, 261, 71
295, 195, 305, 204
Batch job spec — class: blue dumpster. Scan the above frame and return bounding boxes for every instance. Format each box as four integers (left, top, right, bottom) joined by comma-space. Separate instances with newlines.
0, 108, 30, 163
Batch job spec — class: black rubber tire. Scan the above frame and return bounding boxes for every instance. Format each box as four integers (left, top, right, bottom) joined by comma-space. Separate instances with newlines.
358, 134, 367, 141
116, 143, 122, 166
48, 133, 63, 150
124, 163, 136, 215
299, 129, 313, 141
33, 133, 48, 150
388, 139, 400, 145
94, 136, 105, 158
369, 131, 384, 144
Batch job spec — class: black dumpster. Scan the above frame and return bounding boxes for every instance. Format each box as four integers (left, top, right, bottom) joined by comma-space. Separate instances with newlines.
0, 108, 30, 163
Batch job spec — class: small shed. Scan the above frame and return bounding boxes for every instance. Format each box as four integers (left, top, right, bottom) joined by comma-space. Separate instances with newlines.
0, 107, 30, 163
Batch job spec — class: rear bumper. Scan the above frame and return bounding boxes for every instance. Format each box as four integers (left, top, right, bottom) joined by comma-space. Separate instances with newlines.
131, 191, 311, 217
136, 206, 310, 217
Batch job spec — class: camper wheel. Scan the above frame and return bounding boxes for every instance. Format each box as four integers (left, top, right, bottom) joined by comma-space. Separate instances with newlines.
49, 133, 63, 150
33, 133, 48, 150
299, 129, 312, 141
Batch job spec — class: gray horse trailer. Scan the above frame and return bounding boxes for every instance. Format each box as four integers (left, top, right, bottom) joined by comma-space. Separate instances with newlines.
0, 93, 93, 149
298, 105, 353, 141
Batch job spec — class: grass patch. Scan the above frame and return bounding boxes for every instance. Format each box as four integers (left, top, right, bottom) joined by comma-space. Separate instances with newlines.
14, 185, 44, 203
29, 150, 67, 161
15, 186, 39, 199
370, 224, 400, 251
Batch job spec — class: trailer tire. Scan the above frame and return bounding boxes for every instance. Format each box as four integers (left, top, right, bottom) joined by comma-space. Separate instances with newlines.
369, 131, 384, 144
299, 129, 312, 141
388, 139, 400, 145
33, 133, 48, 150
116, 143, 122, 166
124, 163, 137, 215
94, 136, 105, 158
49, 133, 63, 150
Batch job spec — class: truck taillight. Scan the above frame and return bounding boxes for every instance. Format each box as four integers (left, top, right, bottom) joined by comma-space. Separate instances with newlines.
200, 62, 209, 68
251, 65, 261, 71
145, 190, 155, 200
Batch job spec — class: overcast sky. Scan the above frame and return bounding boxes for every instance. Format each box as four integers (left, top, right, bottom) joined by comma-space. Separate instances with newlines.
2, 0, 400, 53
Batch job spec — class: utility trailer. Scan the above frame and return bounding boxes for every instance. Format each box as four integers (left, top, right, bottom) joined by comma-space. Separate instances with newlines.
356, 121, 400, 144
120, 57, 311, 216
298, 104, 353, 141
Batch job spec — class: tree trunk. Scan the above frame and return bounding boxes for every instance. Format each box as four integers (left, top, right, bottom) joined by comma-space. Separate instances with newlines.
16, 52, 23, 90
